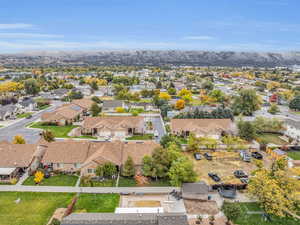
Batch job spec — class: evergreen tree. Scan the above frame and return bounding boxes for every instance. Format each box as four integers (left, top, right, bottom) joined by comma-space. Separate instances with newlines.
122, 156, 135, 177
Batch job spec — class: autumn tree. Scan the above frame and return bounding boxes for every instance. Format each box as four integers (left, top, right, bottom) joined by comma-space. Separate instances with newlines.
34, 170, 44, 184
159, 92, 171, 101
115, 107, 125, 113
13, 135, 26, 144
42, 130, 55, 142
232, 89, 262, 116
90, 103, 101, 116
24, 78, 40, 95
175, 99, 185, 110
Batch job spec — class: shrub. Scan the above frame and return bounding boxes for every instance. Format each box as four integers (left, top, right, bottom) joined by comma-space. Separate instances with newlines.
10, 178, 18, 185
50, 218, 61, 225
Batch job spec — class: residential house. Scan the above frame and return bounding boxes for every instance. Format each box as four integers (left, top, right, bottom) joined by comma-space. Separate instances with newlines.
129, 102, 157, 112
71, 98, 94, 114
81, 116, 144, 139
61, 213, 189, 225
170, 118, 235, 139
0, 142, 46, 182
41, 140, 159, 176
17, 98, 37, 112
0, 104, 19, 121
102, 100, 126, 112
51, 88, 69, 100
41, 104, 83, 125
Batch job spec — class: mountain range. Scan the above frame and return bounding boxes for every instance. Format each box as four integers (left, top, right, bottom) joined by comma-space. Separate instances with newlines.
1, 50, 300, 67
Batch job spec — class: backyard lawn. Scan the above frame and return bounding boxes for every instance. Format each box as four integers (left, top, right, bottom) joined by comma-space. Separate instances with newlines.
118, 177, 170, 187
125, 134, 154, 140
29, 122, 78, 138
17, 112, 32, 118
257, 133, 288, 145
0, 192, 73, 225
80, 179, 116, 187
75, 194, 120, 213
287, 151, 300, 160
227, 202, 299, 225
23, 174, 78, 186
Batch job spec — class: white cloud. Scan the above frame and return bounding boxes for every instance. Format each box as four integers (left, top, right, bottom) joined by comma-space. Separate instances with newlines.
0, 23, 34, 29
0, 33, 63, 38
183, 35, 215, 40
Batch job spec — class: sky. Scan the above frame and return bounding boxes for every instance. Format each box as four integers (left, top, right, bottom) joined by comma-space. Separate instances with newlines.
0, 0, 299, 53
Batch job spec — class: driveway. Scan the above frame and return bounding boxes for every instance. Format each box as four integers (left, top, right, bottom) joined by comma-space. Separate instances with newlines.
151, 116, 166, 142
0, 101, 62, 144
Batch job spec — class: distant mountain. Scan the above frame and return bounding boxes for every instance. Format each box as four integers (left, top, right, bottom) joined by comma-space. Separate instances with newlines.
1, 50, 300, 67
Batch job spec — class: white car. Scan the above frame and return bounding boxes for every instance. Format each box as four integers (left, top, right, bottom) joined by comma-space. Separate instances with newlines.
154, 130, 159, 137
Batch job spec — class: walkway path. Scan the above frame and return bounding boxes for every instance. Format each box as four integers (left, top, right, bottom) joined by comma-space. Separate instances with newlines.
16, 171, 29, 186
0, 185, 179, 194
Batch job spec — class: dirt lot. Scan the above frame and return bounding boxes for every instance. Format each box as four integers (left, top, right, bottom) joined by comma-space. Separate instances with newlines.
184, 199, 219, 215
186, 151, 273, 185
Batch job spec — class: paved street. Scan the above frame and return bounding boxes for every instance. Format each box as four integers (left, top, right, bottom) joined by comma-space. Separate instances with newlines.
151, 115, 166, 142
254, 105, 300, 121
0, 185, 179, 194
0, 101, 62, 144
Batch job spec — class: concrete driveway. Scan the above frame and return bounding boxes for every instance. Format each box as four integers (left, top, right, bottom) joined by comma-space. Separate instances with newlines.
151, 116, 166, 142
0, 101, 62, 144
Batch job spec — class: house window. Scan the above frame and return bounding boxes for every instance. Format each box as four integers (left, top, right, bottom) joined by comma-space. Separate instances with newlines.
74, 163, 81, 169
87, 169, 95, 174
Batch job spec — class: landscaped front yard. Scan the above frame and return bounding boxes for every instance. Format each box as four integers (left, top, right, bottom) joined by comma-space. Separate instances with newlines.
80, 179, 116, 187
0, 192, 73, 225
228, 202, 299, 225
23, 174, 78, 186
75, 194, 120, 213
125, 134, 154, 140
118, 177, 170, 187
17, 112, 32, 118
29, 122, 78, 138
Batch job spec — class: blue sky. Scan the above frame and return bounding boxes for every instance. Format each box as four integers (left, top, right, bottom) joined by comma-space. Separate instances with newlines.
0, 0, 299, 52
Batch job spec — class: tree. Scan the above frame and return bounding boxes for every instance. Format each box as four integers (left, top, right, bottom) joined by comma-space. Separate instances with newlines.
222, 202, 242, 224
68, 90, 83, 100
90, 81, 99, 90
159, 92, 171, 101
237, 120, 256, 141
167, 87, 176, 95
202, 80, 214, 90
248, 160, 300, 219
268, 104, 280, 114
115, 107, 125, 113
175, 99, 185, 110
102, 162, 117, 178
13, 135, 26, 144
186, 133, 200, 151
34, 170, 44, 184
232, 89, 262, 116
122, 156, 136, 177
168, 157, 197, 186
289, 96, 300, 111
199, 137, 218, 150
209, 89, 225, 103
91, 96, 102, 104
142, 155, 156, 177
42, 130, 55, 142
90, 103, 101, 116
24, 78, 40, 95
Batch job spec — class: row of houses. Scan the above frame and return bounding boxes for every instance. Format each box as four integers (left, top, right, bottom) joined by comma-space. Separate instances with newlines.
0, 140, 159, 181
0, 98, 36, 121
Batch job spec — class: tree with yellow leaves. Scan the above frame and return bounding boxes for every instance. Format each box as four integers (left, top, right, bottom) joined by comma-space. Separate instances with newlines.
0, 81, 23, 95
115, 107, 125, 113
175, 99, 185, 110
248, 158, 300, 219
12, 135, 26, 144
34, 170, 44, 184
159, 92, 171, 101
267, 81, 280, 91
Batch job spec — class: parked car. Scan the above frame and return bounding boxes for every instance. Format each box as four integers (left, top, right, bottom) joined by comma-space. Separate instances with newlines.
208, 173, 221, 182
204, 152, 213, 160
26, 114, 32, 119
240, 178, 249, 184
193, 153, 202, 160
234, 170, 248, 178
154, 130, 159, 137
44, 171, 51, 179
240, 150, 251, 162
251, 151, 263, 160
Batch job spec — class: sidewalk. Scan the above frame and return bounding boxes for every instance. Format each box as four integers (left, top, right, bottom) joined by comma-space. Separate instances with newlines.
0, 185, 179, 194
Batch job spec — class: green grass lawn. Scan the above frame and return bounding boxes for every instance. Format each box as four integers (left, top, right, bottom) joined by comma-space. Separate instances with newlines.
80, 179, 116, 187
125, 134, 154, 140
227, 202, 299, 225
118, 177, 170, 187
257, 133, 288, 145
17, 112, 32, 118
23, 174, 78, 186
0, 192, 73, 225
38, 105, 50, 110
71, 135, 97, 139
29, 122, 78, 138
287, 151, 300, 160
74, 194, 119, 213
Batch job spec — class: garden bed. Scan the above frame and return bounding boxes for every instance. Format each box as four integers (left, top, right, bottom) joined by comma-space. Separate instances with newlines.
23, 174, 78, 186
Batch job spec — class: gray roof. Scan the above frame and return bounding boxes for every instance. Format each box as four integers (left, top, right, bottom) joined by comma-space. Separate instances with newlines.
19, 98, 35, 107
103, 100, 124, 108
61, 213, 188, 225
182, 182, 209, 195
52, 88, 69, 96
0, 104, 17, 116
285, 119, 300, 130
